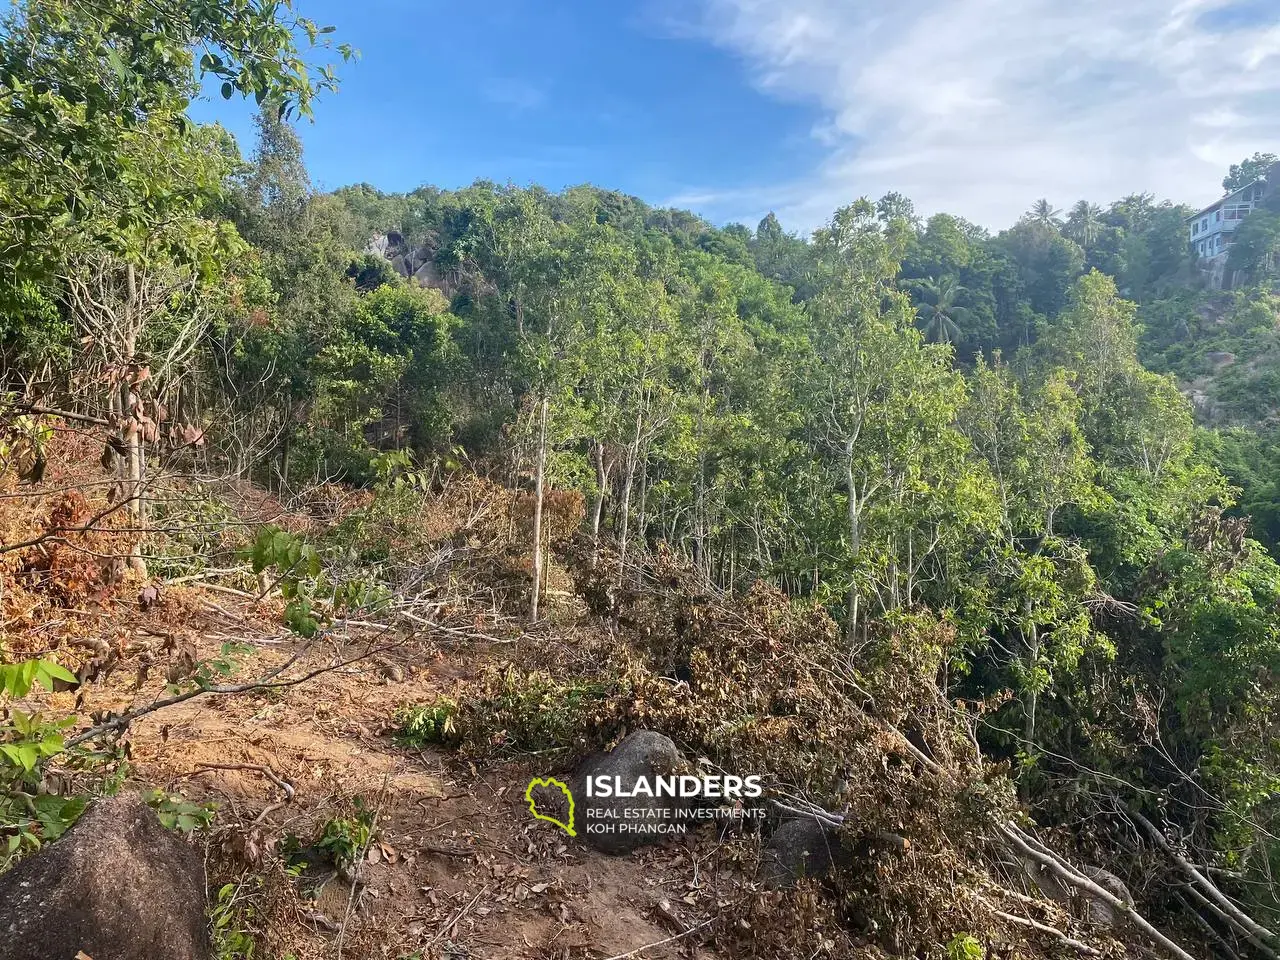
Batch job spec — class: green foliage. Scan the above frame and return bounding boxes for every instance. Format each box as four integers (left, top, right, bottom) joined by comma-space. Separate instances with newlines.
211, 876, 262, 960
1227, 209, 1280, 282
945, 934, 985, 960
0, 658, 86, 867
145, 790, 217, 835
393, 698, 460, 748
246, 526, 390, 637
1223, 152, 1277, 193
316, 802, 374, 867
447, 667, 623, 759
0, 0, 351, 302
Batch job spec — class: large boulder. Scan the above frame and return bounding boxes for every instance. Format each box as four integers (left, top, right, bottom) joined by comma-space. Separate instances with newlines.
1022, 857, 1131, 927
0, 792, 210, 960
760, 817, 844, 890
572, 731, 684, 854
1080, 866, 1131, 926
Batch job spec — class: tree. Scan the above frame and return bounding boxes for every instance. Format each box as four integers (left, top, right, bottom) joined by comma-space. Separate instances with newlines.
0, 0, 352, 306
991, 221, 1084, 320
876, 192, 921, 230
908, 275, 969, 344
751, 212, 815, 298
1064, 201, 1105, 247
1227, 209, 1280, 282
1223, 152, 1278, 193
58, 117, 250, 571
1027, 199, 1063, 230
803, 201, 986, 641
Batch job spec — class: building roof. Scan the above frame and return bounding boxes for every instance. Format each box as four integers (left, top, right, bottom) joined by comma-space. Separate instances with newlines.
1187, 178, 1266, 222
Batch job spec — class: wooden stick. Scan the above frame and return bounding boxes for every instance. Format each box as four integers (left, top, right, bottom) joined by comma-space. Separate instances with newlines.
601, 916, 715, 960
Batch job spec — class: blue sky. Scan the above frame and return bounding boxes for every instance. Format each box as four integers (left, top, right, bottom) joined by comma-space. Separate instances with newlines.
190, 1, 824, 227
191, 0, 1280, 234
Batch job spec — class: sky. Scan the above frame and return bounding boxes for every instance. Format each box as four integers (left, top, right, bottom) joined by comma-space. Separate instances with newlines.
189, 0, 1280, 235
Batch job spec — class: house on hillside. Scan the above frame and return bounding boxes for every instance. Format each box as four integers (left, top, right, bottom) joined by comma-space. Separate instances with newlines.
1187, 163, 1280, 288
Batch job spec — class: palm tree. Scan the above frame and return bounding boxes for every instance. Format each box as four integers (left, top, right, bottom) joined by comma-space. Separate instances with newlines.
910, 275, 969, 344
1064, 200, 1104, 246
1028, 198, 1063, 230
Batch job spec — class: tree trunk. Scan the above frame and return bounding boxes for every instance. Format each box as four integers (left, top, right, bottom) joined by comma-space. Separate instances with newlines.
590, 441, 607, 563
529, 396, 549, 623
617, 407, 643, 581
636, 455, 649, 556
122, 267, 147, 576
845, 439, 861, 646
1021, 598, 1039, 800
280, 429, 291, 493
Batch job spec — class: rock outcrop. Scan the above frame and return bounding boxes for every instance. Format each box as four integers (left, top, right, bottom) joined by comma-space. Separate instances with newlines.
572, 730, 684, 854
760, 817, 844, 890
0, 793, 210, 960
365, 233, 443, 290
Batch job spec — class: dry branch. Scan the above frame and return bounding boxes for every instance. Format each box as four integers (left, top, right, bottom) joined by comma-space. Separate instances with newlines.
1001, 823, 1196, 960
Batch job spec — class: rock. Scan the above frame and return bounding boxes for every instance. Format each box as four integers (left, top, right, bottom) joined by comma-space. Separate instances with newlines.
1022, 858, 1130, 927
760, 817, 844, 890
412, 261, 438, 288
572, 731, 683, 854
1080, 865, 1130, 926
0, 793, 210, 960
390, 254, 410, 278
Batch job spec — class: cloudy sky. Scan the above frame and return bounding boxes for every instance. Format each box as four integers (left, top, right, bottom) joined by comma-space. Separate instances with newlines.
192, 0, 1280, 233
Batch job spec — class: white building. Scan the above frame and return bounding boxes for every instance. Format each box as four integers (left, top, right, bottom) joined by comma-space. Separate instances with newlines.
1187, 179, 1268, 261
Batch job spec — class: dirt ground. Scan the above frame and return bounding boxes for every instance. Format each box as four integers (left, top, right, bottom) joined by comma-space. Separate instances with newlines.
26, 586, 740, 960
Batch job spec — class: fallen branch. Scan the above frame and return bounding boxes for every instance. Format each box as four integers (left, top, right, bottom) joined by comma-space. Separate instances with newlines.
1131, 809, 1278, 952
601, 916, 716, 960
977, 899, 1101, 957
769, 798, 845, 830
427, 884, 491, 949
1001, 823, 1195, 960
1, 400, 111, 427
63, 636, 406, 749
187, 763, 296, 827
1182, 882, 1279, 960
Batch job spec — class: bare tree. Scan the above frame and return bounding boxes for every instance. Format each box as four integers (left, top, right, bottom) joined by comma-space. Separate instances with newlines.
64, 253, 211, 573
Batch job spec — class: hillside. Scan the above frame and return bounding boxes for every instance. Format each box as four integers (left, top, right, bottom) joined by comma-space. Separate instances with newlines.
4, 5, 1280, 959
0, 431, 1180, 960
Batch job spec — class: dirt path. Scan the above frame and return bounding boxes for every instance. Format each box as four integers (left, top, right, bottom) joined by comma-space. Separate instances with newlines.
70, 597, 729, 960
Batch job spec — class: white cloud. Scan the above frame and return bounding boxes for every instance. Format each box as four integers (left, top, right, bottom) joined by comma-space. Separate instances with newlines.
680, 0, 1280, 232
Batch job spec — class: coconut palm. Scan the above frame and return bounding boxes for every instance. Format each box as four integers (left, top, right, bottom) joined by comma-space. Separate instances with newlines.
1064, 201, 1105, 246
909, 275, 969, 344
1028, 198, 1063, 230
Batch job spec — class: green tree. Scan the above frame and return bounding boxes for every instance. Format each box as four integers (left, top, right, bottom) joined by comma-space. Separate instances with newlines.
1064, 201, 1104, 247
1223, 151, 1278, 193
0, 0, 351, 303
1027, 199, 1063, 230
1227, 209, 1280, 282
908, 275, 969, 344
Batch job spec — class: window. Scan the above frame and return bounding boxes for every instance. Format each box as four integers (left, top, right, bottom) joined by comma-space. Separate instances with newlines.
1193, 222, 1199, 235
1202, 217, 1209, 230
1216, 210, 1222, 222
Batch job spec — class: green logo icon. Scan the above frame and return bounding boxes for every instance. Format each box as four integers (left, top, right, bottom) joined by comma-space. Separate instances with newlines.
526, 776, 576, 837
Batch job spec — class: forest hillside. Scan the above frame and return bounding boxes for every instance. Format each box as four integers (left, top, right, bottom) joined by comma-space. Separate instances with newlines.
2, 3, 1280, 960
